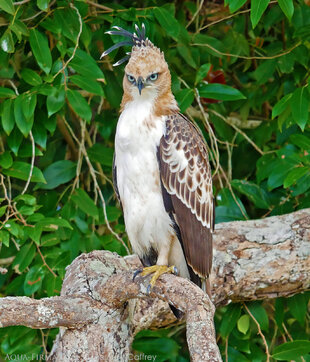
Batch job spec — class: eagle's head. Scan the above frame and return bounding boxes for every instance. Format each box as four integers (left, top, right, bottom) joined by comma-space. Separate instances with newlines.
101, 24, 171, 101
124, 43, 171, 100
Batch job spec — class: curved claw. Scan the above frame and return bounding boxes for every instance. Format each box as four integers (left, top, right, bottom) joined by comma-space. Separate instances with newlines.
133, 268, 143, 281
172, 266, 179, 275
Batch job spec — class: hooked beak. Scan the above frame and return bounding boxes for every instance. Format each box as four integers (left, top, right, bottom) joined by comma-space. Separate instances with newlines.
137, 76, 144, 95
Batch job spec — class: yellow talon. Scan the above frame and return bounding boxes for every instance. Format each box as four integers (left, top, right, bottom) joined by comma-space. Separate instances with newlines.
136, 265, 178, 293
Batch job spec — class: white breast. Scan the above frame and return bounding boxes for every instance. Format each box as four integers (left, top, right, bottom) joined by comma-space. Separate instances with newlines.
114, 98, 173, 257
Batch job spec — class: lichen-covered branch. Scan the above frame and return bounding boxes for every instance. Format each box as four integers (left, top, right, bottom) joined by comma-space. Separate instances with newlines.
0, 208, 309, 361
0, 296, 101, 329
212, 208, 310, 305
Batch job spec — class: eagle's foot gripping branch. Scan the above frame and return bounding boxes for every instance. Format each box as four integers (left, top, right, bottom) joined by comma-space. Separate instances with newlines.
133, 265, 178, 294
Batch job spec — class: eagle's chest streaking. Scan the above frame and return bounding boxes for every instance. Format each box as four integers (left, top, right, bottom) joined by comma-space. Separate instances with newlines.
115, 100, 172, 254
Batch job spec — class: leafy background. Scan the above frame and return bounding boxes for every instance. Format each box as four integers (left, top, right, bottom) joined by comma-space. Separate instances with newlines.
0, 0, 309, 360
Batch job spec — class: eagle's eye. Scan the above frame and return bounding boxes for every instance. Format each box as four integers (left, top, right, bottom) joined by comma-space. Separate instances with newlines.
148, 73, 158, 81
127, 74, 135, 83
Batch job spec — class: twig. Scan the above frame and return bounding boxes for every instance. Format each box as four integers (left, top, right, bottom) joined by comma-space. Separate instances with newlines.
53, 3, 83, 80
36, 245, 57, 278
85, 0, 113, 11
197, 1, 277, 32
0, 256, 15, 265
186, 0, 204, 29
191, 41, 301, 60
14, 0, 31, 4
40, 329, 48, 359
210, 110, 265, 155
21, 131, 35, 195
225, 337, 228, 362
243, 303, 270, 362
8, 80, 19, 95
218, 162, 249, 220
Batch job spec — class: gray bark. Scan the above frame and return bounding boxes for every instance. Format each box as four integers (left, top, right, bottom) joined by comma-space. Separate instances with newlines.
0, 208, 309, 361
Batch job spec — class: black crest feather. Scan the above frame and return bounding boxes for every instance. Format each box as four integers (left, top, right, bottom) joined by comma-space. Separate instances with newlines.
101, 24, 147, 66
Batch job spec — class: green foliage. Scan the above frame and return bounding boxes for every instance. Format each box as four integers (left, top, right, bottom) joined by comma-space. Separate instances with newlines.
0, 0, 309, 360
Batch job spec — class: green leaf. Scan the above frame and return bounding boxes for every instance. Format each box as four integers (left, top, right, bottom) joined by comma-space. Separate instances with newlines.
4, 220, 23, 238
272, 341, 310, 360
0, 151, 13, 168
36, 217, 73, 231
47, 86, 65, 117
237, 314, 250, 334
289, 134, 310, 150
0, 230, 10, 247
7, 128, 23, 155
197, 83, 246, 101
253, 59, 277, 85
278, 0, 294, 20
0, 29, 15, 53
68, 48, 105, 80
195, 63, 211, 85
0, 205, 7, 218
0, 87, 15, 98
228, 0, 247, 12
177, 45, 196, 68
87, 144, 113, 167
290, 87, 309, 131
24, 265, 45, 295
9, 20, 29, 41
21, 68, 42, 86
13, 243, 36, 273
267, 159, 296, 190
15, 194, 36, 206
41, 233, 60, 247
215, 188, 248, 222
37, 0, 49, 11
29, 29, 52, 74
153, 7, 180, 39
38, 160, 76, 189
70, 75, 104, 96
231, 179, 270, 209
247, 302, 269, 331
67, 89, 92, 122
175, 88, 194, 113
71, 188, 98, 219
133, 337, 179, 359
0, 0, 14, 14
3, 161, 46, 183
22, 94, 37, 121
275, 298, 284, 330
32, 122, 47, 149
250, 0, 270, 28
1, 98, 15, 135
193, 34, 225, 58
54, 8, 80, 43
220, 303, 241, 338
14, 95, 33, 136
272, 94, 292, 119
283, 167, 309, 188
287, 293, 307, 325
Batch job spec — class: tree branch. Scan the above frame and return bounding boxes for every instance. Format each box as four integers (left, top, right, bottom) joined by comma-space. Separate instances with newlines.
0, 208, 309, 361
212, 208, 310, 305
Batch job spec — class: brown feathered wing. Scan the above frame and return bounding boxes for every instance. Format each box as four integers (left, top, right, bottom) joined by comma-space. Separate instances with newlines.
158, 113, 214, 279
